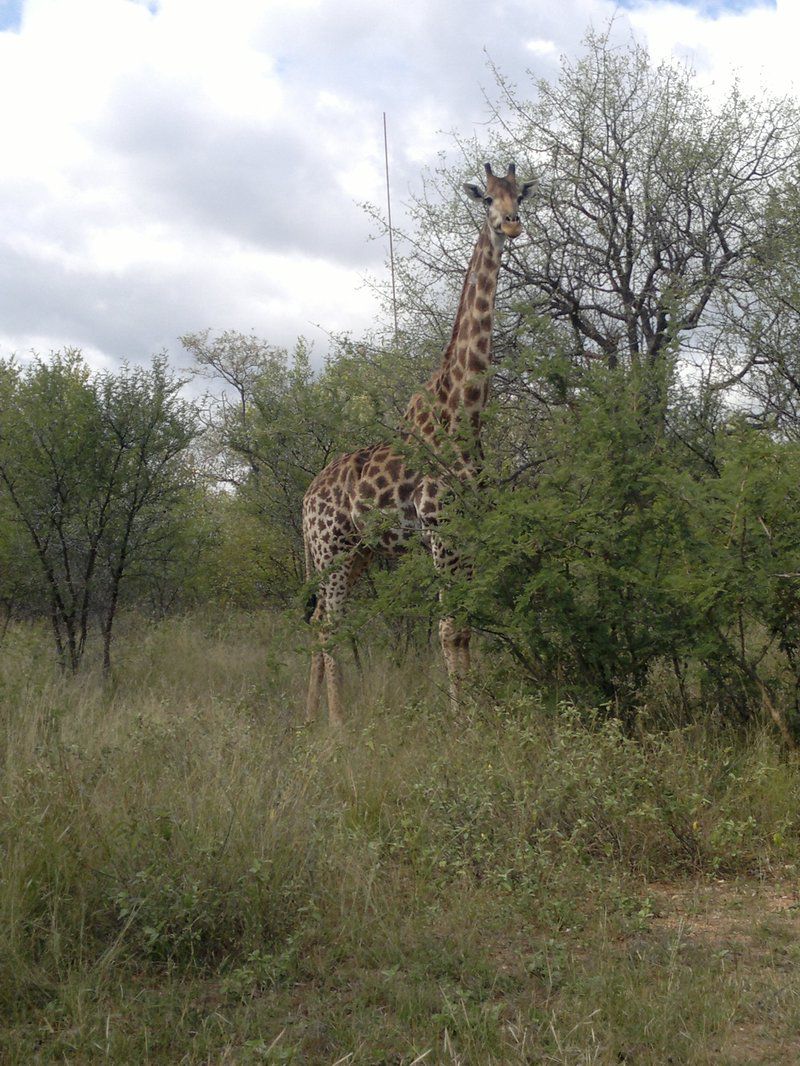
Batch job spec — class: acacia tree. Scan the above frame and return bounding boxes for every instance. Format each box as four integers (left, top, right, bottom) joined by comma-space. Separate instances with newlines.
94, 358, 198, 671
0, 352, 103, 669
381, 32, 800, 443
501, 36, 797, 369
0, 352, 197, 672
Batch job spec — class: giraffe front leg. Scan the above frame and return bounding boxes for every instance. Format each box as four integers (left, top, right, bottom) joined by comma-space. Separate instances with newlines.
439, 615, 471, 709
439, 616, 462, 709
427, 526, 472, 710
322, 647, 344, 726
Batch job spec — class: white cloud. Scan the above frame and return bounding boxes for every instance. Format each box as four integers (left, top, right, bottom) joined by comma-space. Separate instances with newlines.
0, 0, 797, 373
628, 0, 798, 99
525, 38, 558, 57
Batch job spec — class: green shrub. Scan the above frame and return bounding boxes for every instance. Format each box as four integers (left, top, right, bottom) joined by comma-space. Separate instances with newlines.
415, 368, 800, 740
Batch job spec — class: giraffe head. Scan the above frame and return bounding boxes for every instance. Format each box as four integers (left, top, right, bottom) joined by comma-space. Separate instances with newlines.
463, 162, 534, 239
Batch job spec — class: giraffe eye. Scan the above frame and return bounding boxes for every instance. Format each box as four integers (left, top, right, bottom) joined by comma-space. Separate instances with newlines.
483, 196, 493, 206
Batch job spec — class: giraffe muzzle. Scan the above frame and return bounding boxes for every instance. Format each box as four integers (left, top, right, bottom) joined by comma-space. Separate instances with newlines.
501, 220, 523, 238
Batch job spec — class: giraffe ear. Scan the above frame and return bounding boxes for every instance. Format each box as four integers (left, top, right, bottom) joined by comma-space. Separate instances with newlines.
463, 183, 484, 202
518, 181, 536, 201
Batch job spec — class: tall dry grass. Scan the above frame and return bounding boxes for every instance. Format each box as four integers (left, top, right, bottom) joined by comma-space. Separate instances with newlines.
2, 613, 800, 1062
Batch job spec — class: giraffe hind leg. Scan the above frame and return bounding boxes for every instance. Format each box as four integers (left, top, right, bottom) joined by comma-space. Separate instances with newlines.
307, 565, 348, 727
321, 551, 372, 725
306, 617, 343, 728
306, 626, 342, 728
306, 550, 371, 726
306, 648, 325, 722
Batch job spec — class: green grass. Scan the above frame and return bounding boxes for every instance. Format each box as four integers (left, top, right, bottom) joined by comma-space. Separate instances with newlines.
2, 613, 800, 1063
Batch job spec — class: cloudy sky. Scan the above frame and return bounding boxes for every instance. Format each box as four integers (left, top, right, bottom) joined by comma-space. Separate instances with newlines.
0, 0, 795, 372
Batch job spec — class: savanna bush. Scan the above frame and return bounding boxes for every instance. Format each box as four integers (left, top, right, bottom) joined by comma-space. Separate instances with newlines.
369, 700, 799, 897
422, 367, 800, 737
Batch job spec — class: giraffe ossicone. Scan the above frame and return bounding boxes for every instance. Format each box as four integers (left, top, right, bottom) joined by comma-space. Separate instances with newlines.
302, 162, 533, 724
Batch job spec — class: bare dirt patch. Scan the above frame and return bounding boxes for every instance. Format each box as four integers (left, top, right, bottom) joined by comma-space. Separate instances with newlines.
648, 879, 800, 1064
650, 880, 800, 941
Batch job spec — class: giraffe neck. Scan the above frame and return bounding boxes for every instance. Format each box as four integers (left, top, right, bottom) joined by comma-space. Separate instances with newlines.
400, 220, 506, 457
442, 221, 505, 384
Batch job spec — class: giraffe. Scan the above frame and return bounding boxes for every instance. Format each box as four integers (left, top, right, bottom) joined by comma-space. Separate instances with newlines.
302, 162, 533, 724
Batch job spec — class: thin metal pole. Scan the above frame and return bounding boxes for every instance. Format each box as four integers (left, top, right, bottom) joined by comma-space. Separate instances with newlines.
383, 112, 399, 343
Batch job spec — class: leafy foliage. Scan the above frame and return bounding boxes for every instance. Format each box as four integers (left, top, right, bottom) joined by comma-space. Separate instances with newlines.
416, 364, 800, 737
